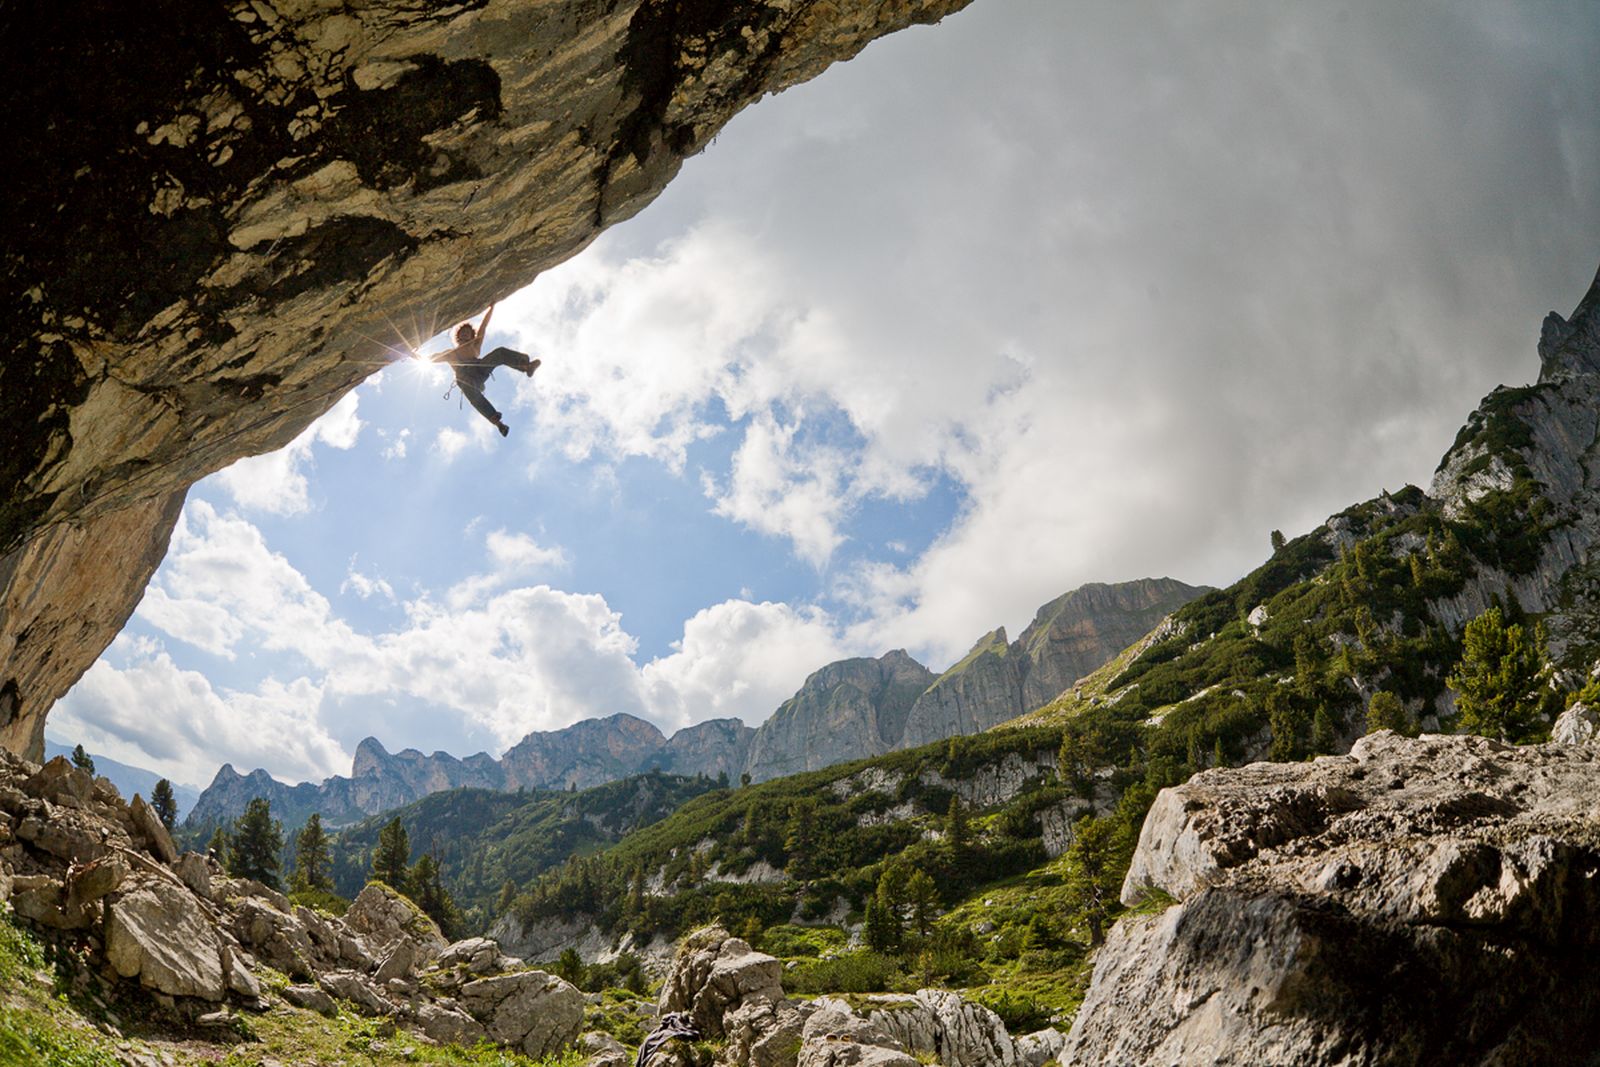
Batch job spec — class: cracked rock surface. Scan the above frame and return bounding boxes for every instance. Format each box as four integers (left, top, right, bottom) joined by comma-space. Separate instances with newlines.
1063, 731, 1600, 1066
0, 0, 972, 760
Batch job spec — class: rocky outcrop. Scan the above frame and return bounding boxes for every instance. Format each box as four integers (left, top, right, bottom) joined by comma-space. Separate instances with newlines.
0, 0, 976, 764
744, 651, 936, 783
500, 713, 673, 791
0, 745, 585, 1055
1426, 267, 1600, 662
897, 578, 1209, 749
658, 925, 805, 1067
659, 717, 757, 781
1064, 730, 1600, 1066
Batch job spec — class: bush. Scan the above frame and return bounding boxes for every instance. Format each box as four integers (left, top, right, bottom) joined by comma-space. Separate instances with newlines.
786, 950, 901, 995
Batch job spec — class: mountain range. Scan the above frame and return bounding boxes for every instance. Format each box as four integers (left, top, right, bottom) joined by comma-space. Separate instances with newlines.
185, 577, 1206, 829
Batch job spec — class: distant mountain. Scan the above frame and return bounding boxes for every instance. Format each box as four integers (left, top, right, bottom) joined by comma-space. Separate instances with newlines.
897, 578, 1211, 748
187, 577, 1209, 828
184, 714, 755, 831
43, 740, 200, 819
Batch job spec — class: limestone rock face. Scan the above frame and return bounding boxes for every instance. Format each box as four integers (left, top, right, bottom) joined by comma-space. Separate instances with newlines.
1552, 700, 1600, 746
659, 925, 804, 1066
500, 713, 670, 791
345, 883, 448, 964
0, 0, 975, 763
105, 875, 229, 1001
897, 578, 1210, 749
1065, 731, 1600, 1066
660, 717, 757, 781
458, 970, 584, 1058
744, 651, 936, 782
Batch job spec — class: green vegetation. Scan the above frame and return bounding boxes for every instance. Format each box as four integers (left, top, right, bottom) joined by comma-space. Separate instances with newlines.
228, 797, 285, 889
1447, 606, 1554, 742
293, 812, 333, 892
69, 744, 95, 776
150, 779, 178, 832
371, 818, 413, 889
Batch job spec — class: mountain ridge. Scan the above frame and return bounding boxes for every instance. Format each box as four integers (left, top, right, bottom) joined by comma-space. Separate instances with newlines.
187, 577, 1209, 828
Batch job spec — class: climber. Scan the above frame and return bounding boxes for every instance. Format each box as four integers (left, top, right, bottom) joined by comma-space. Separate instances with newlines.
435, 302, 539, 436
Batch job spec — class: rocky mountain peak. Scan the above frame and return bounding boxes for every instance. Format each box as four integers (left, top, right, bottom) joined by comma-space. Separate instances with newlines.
1537, 264, 1600, 382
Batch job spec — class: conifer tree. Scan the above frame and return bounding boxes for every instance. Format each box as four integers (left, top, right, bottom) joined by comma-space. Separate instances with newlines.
1293, 633, 1319, 701
69, 744, 95, 775
1311, 705, 1338, 755
410, 854, 462, 938
150, 779, 178, 831
863, 895, 901, 953
556, 948, 584, 985
1267, 690, 1308, 761
496, 880, 518, 915
904, 869, 939, 939
1270, 529, 1287, 552
207, 826, 229, 860
784, 799, 817, 881
371, 818, 412, 891
1448, 606, 1549, 742
945, 794, 971, 854
293, 813, 332, 891
228, 797, 284, 889
1365, 691, 1413, 736
1064, 815, 1125, 947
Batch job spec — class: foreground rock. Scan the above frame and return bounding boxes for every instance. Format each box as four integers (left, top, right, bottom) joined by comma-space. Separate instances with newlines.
0, 747, 581, 1056
1064, 731, 1600, 1066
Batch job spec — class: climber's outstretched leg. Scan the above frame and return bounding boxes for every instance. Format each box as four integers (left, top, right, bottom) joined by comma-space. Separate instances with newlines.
460, 382, 508, 436
482, 346, 540, 377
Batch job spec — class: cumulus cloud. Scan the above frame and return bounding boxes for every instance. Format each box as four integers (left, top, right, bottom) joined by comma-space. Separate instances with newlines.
447, 529, 570, 609
51, 638, 349, 787
642, 599, 860, 729
211, 391, 363, 515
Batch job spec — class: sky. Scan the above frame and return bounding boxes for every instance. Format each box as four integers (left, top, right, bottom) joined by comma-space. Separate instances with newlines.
49, 1, 1600, 790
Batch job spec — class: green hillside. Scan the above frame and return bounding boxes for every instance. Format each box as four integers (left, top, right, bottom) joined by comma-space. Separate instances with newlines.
324, 772, 720, 928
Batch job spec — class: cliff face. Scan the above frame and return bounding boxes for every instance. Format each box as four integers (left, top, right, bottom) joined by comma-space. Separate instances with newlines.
499, 712, 668, 790
742, 650, 936, 782
1064, 731, 1600, 1065
0, 0, 974, 762
897, 578, 1209, 749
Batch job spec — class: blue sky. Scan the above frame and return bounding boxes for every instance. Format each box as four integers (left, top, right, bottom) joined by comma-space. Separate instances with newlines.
50, 1, 1600, 789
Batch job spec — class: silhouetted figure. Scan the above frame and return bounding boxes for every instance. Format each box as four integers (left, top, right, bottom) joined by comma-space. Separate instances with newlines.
436, 303, 539, 436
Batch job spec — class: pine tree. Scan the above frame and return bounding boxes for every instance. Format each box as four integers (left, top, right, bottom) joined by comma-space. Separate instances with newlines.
1064, 815, 1125, 947
150, 779, 178, 831
945, 794, 971, 854
1267, 691, 1308, 761
556, 948, 584, 985
207, 826, 229, 860
1365, 691, 1413, 736
293, 813, 332, 891
1448, 606, 1549, 742
228, 797, 284, 889
784, 799, 817, 881
1311, 705, 1338, 755
69, 744, 95, 775
496, 880, 517, 915
1270, 529, 1287, 552
1211, 737, 1227, 769
410, 854, 462, 939
1409, 553, 1426, 589
371, 818, 411, 891
904, 869, 939, 939
1293, 634, 1319, 701
863, 895, 900, 953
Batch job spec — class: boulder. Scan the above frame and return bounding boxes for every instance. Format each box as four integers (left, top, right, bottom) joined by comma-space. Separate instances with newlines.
434, 936, 521, 977
345, 883, 446, 964
22, 757, 93, 806
16, 808, 112, 863
105, 875, 228, 1001
856, 991, 1024, 1067
458, 969, 584, 1058
10, 873, 92, 929
1552, 701, 1600, 746
374, 938, 417, 984
578, 1030, 631, 1067
231, 897, 316, 980
1064, 732, 1600, 1065
67, 852, 128, 905
1016, 1029, 1067, 1067
319, 970, 391, 1016
416, 1000, 487, 1046
282, 984, 338, 1016
174, 852, 213, 900
128, 794, 178, 863
659, 926, 806, 1067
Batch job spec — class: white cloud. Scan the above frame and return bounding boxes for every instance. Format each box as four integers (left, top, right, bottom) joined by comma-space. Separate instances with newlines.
341, 557, 396, 603
447, 529, 570, 609
642, 599, 859, 728
211, 391, 363, 515
51, 640, 349, 788
703, 415, 850, 567
380, 429, 410, 461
